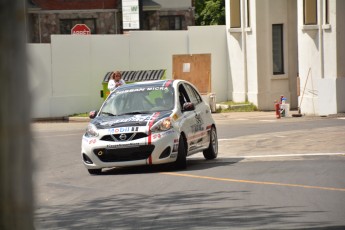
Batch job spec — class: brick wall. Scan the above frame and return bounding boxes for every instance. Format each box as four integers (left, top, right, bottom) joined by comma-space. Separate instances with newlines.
28, 11, 120, 43
32, 0, 118, 10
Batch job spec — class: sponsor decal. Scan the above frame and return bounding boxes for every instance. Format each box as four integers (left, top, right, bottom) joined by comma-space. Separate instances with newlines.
191, 113, 204, 133
191, 123, 204, 133
108, 126, 139, 134
164, 80, 173, 87
100, 115, 152, 126
106, 143, 140, 149
89, 139, 97, 145
115, 86, 169, 95
188, 131, 207, 141
115, 88, 146, 94
152, 133, 162, 140
172, 113, 179, 121
195, 113, 203, 124
146, 86, 169, 91
172, 138, 179, 152
152, 129, 175, 140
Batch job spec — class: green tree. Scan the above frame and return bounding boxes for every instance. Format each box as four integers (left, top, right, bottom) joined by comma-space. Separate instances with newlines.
195, 0, 225, 26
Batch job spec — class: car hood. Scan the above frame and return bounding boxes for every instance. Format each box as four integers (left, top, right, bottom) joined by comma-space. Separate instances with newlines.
91, 111, 172, 129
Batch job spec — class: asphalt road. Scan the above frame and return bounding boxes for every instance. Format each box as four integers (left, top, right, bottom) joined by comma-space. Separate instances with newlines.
32, 113, 345, 229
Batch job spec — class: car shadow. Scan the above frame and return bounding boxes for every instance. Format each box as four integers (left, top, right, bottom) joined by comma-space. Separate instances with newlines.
101, 157, 244, 175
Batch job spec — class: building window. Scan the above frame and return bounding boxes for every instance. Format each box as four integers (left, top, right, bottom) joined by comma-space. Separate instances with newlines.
60, 19, 97, 34
303, 0, 317, 25
246, 0, 250, 27
160, 16, 183, 30
272, 24, 284, 75
325, 0, 329, 24
230, 0, 241, 28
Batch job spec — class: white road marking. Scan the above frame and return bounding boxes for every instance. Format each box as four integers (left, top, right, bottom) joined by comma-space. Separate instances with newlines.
221, 152, 345, 159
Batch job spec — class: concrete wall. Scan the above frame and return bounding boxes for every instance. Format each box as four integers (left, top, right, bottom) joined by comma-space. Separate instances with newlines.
27, 44, 52, 118
28, 26, 229, 119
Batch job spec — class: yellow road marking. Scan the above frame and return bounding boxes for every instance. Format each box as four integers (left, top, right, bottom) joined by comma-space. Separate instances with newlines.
161, 172, 345, 192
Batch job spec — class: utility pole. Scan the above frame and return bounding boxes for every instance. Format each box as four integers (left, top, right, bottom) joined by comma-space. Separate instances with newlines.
0, 0, 34, 229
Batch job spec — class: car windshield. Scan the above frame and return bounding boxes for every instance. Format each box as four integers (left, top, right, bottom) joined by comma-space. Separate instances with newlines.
100, 85, 175, 116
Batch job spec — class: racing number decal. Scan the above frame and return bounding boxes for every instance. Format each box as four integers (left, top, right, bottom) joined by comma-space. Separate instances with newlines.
191, 112, 203, 133
188, 112, 207, 150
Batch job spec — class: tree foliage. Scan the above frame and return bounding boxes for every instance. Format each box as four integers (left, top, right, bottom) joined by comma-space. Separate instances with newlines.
195, 0, 225, 26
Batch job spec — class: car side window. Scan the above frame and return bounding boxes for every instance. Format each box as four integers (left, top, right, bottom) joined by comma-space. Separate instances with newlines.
178, 84, 190, 108
184, 83, 202, 105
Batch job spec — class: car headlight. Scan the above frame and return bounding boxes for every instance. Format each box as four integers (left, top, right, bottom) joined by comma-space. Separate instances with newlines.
85, 123, 99, 137
150, 117, 172, 132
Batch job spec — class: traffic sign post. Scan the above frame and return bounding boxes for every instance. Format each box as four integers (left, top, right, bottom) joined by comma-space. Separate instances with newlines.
71, 24, 91, 35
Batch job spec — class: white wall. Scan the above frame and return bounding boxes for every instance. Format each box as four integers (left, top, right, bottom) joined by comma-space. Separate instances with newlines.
27, 44, 52, 118
188, 26, 229, 102
128, 30, 188, 76
28, 26, 228, 119
298, 0, 345, 115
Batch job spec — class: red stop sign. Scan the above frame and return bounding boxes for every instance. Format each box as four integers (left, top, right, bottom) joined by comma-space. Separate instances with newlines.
71, 24, 91, 35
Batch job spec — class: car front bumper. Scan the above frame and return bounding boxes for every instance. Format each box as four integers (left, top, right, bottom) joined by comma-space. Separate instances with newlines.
81, 129, 179, 169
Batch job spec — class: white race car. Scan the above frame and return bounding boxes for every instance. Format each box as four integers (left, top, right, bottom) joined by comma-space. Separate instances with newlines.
81, 80, 218, 174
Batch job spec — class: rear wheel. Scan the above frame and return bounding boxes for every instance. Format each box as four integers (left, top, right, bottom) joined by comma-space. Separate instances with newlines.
203, 126, 218, 160
174, 136, 187, 170
88, 168, 102, 175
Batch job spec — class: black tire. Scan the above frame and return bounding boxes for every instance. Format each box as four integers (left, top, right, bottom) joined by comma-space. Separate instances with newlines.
88, 168, 102, 175
174, 135, 187, 170
203, 126, 218, 160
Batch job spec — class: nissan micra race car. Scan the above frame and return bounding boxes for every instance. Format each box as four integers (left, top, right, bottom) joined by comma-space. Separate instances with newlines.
81, 80, 218, 174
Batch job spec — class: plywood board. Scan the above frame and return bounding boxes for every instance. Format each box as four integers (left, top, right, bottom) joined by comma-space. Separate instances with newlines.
172, 54, 211, 94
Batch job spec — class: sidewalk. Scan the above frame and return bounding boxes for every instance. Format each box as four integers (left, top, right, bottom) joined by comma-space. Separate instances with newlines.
211, 111, 315, 123
66, 111, 334, 123
212, 111, 276, 120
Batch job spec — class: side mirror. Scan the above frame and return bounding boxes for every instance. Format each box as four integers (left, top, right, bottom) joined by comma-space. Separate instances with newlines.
183, 102, 195, 111
89, 110, 97, 119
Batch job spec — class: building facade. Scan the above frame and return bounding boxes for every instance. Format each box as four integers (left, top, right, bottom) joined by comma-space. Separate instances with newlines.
226, 0, 345, 115
27, 0, 195, 43
142, 0, 195, 30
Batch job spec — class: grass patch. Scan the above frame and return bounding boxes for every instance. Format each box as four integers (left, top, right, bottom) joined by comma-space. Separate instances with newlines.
69, 112, 89, 117
216, 101, 257, 113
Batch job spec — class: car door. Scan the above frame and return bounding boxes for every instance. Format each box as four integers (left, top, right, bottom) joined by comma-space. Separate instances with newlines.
182, 83, 210, 152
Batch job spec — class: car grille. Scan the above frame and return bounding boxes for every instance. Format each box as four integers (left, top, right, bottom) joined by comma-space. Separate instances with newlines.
93, 145, 155, 162
100, 132, 148, 142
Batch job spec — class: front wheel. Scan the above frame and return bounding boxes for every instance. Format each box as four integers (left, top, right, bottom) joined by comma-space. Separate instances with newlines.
203, 126, 218, 160
174, 136, 187, 170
